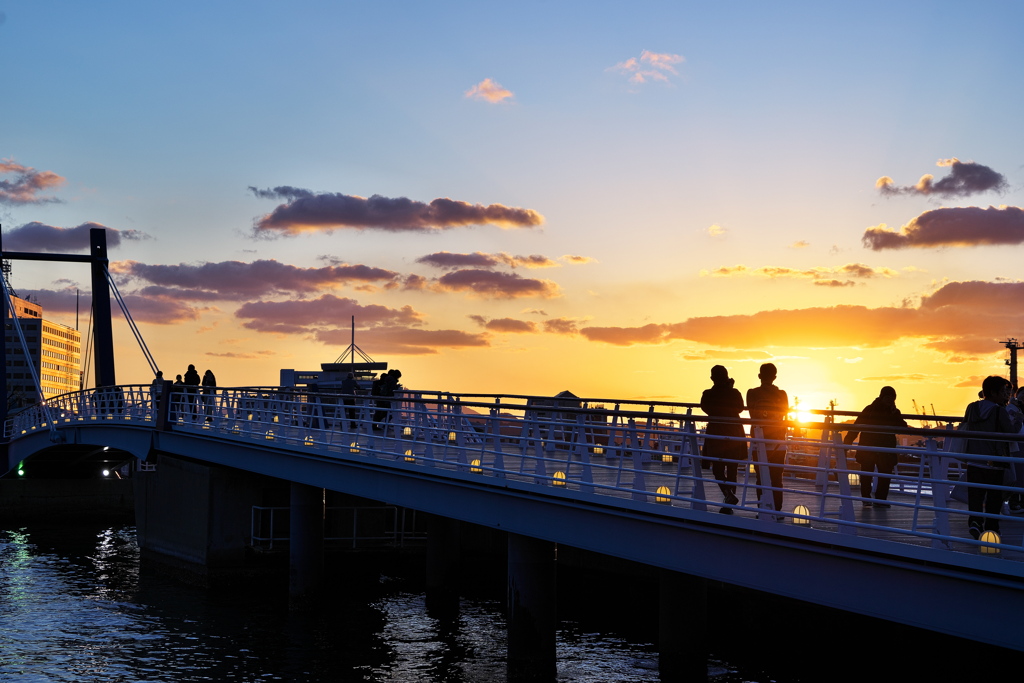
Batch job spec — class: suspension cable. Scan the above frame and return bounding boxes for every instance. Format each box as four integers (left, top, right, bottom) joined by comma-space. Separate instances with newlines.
1, 276, 58, 439
103, 266, 159, 376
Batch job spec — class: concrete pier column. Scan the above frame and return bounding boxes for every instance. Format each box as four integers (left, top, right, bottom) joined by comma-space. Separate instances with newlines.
425, 514, 461, 614
289, 482, 324, 604
659, 570, 707, 682
507, 533, 556, 681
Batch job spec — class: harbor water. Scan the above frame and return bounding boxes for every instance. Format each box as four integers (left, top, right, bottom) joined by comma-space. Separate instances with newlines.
0, 520, 805, 682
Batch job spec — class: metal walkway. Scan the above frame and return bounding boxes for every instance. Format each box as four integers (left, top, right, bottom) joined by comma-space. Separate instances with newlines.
6, 385, 1024, 652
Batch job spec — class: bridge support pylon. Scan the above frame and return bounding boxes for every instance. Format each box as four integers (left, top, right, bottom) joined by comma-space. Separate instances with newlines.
425, 514, 461, 615
289, 482, 324, 605
659, 570, 708, 682
507, 533, 556, 681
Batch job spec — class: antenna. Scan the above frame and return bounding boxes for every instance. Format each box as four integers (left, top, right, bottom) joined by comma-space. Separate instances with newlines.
1003, 338, 1022, 391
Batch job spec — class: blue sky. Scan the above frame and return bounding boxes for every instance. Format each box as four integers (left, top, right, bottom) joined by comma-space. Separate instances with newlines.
3, 1, 1024, 413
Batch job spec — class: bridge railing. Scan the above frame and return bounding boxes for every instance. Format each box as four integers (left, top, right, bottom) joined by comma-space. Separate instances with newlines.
9, 386, 1024, 559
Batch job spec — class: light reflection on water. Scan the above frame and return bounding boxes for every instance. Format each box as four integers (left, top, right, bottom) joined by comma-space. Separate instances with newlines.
0, 523, 692, 682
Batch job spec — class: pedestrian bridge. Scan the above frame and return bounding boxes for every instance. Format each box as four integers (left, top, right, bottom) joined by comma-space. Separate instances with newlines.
6, 385, 1024, 653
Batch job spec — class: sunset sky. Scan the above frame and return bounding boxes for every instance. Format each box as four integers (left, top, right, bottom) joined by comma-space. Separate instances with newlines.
3, 1, 1024, 417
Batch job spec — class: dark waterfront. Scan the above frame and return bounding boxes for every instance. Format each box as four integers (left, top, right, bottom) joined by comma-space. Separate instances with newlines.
3, 520, 1018, 681
0, 520, 804, 682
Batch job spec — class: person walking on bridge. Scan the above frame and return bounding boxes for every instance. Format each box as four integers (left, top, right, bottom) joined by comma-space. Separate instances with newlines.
700, 365, 746, 514
746, 363, 789, 516
961, 376, 1017, 539
843, 386, 907, 509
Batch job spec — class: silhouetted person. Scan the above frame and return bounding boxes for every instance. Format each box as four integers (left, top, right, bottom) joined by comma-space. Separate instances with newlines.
962, 376, 1016, 539
170, 374, 184, 422
373, 369, 402, 431
1009, 387, 1024, 514
843, 386, 907, 508
746, 363, 789, 516
202, 369, 217, 419
340, 372, 359, 430
183, 364, 200, 419
700, 365, 746, 514
151, 371, 164, 414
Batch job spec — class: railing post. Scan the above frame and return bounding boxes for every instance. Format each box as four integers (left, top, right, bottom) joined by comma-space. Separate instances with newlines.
682, 408, 708, 512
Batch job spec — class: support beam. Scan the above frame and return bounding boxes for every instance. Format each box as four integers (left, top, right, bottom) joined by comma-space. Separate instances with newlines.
425, 514, 461, 615
289, 482, 324, 604
89, 228, 116, 387
507, 533, 556, 681
659, 570, 708, 682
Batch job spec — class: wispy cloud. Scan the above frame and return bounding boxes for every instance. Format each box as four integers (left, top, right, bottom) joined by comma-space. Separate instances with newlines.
609, 50, 684, 84
575, 280, 1024, 356
701, 263, 898, 282
560, 254, 596, 264
862, 206, 1024, 250
469, 315, 538, 333
464, 78, 514, 103
707, 224, 726, 237
0, 159, 65, 205
433, 269, 559, 299
876, 159, 1008, 198
112, 259, 399, 300
416, 251, 559, 270
3, 222, 149, 252
249, 186, 543, 236
235, 294, 423, 334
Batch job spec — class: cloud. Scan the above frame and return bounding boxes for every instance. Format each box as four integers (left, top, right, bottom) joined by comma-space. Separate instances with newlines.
434, 269, 559, 299
3, 222, 149, 252
235, 294, 423, 333
0, 159, 65, 205
702, 263, 898, 282
542, 317, 581, 335
464, 78, 514, 103
470, 316, 537, 333
707, 224, 726, 237
249, 187, 543, 236
863, 206, 1024, 250
576, 280, 1024, 355
205, 350, 276, 359
416, 251, 559, 270
790, 240, 810, 249
609, 50, 684, 84
313, 326, 490, 355
876, 159, 1008, 198
112, 259, 398, 300
18, 286, 201, 325
679, 349, 775, 361
560, 254, 596, 264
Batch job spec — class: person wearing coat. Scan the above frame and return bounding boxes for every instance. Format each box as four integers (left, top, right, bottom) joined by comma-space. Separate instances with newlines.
843, 386, 908, 508
700, 365, 747, 514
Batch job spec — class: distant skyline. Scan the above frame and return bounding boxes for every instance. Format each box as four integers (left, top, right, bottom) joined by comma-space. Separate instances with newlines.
3, 1, 1023, 415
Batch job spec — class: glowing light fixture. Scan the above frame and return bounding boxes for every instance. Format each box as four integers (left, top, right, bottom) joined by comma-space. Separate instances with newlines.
448, 431, 457, 442
749, 462, 757, 474
470, 458, 483, 473
404, 449, 415, 463
848, 473, 860, 486
980, 530, 1001, 554
593, 446, 604, 455
661, 452, 673, 463
792, 504, 811, 524
304, 436, 314, 446
102, 469, 110, 477
655, 485, 672, 503
553, 471, 567, 486
403, 426, 412, 436
350, 441, 360, 453
265, 430, 274, 440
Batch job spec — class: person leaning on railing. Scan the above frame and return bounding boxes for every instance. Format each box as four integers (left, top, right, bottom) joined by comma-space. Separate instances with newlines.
962, 376, 1018, 539
842, 386, 907, 509
700, 365, 746, 514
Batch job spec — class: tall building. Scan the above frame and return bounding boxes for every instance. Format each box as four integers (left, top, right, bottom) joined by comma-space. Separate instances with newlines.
5, 294, 82, 404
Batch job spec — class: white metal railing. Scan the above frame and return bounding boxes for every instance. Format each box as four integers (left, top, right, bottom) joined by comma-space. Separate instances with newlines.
8, 385, 1024, 561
